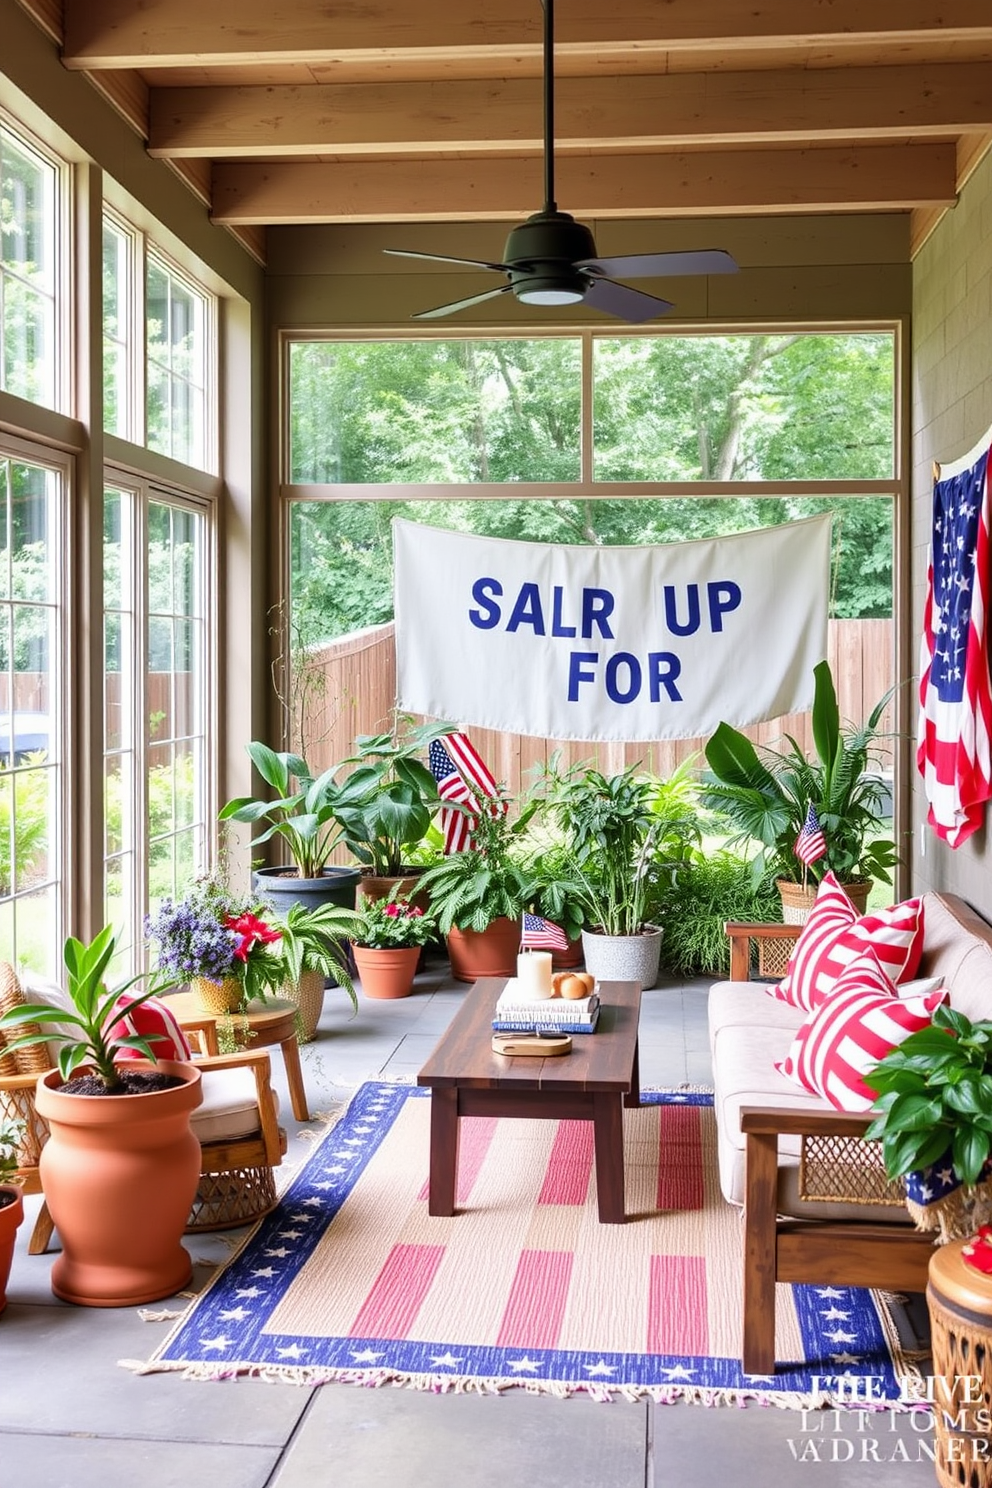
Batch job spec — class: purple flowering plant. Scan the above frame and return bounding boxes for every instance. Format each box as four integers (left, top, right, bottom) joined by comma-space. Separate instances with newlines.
144, 875, 286, 1005
351, 894, 436, 950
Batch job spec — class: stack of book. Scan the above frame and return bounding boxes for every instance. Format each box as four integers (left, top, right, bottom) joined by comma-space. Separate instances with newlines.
491, 981, 600, 1034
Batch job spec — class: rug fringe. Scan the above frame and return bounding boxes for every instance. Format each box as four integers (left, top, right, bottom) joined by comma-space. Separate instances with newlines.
116, 1356, 905, 1410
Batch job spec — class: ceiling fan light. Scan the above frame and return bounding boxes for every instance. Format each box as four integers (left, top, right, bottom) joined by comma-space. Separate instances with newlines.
517, 285, 584, 305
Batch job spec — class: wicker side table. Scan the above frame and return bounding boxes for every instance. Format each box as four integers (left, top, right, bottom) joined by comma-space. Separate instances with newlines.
927, 1239, 992, 1488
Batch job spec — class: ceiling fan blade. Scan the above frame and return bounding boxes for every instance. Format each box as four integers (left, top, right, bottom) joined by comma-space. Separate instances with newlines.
581, 277, 674, 324
577, 250, 738, 279
385, 248, 508, 272
413, 284, 515, 320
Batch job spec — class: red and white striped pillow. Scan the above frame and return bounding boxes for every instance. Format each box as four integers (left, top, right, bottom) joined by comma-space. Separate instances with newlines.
105, 993, 192, 1063
775, 948, 948, 1111
771, 872, 925, 1012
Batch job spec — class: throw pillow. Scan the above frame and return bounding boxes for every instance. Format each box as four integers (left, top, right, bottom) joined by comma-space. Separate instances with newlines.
106, 993, 192, 1063
776, 948, 948, 1112
770, 872, 925, 1012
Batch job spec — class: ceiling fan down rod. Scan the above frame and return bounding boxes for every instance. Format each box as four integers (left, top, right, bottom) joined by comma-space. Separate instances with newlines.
542, 0, 556, 215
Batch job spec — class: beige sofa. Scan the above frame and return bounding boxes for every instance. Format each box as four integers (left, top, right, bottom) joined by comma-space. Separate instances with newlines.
709, 891, 992, 1375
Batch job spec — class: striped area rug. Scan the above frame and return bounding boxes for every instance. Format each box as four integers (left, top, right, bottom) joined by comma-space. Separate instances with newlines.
134, 1082, 910, 1405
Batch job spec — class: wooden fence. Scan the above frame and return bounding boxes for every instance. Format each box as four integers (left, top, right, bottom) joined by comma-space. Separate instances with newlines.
299, 617, 895, 797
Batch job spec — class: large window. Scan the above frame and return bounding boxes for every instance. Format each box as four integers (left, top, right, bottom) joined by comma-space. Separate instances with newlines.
0, 443, 66, 973
0, 119, 60, 410
102, 215, 215, 473
103, 481, 212, 970
283, 328, 900, 787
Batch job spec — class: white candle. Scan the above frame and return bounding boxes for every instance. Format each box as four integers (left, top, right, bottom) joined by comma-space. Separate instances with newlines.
516, 950, 554, 1001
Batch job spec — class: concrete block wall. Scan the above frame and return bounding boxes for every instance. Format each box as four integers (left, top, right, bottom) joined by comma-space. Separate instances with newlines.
912, 148, 992, 907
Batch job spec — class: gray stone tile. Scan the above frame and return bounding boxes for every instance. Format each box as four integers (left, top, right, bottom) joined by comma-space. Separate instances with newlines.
0, 1299, 312, 1443
272, 1384, 648, 1488
0, 1433, 282, 1488
650, 1400, 938, 1486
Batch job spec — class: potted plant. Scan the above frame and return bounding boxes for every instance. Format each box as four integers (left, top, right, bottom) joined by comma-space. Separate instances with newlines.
864, 1003, 992, 1244
701, 659, 899, 922
533, 759, 700, 991
350, 894, 437, 999
337, 716, 455, 903
271, 900, 364, 1040
0, 1116, 24, 1315
415, 786, 540, 981
145, 875, 289, 1015
0, 926, 201, 1307
219, 741, 380, 914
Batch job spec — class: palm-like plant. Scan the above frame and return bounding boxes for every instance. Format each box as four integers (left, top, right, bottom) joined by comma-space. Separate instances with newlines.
701, 660, 899, 887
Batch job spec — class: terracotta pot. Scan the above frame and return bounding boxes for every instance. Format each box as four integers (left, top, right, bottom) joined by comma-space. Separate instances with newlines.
446, 917, 521, 983
352, 944, 421, 999
0, 1184, 24, 1314
283, 968, 326, 1041
356, 871, 428, 910
188, 975, 243, 1015
35, 1060, 202, 1307
552, 936, 584, 971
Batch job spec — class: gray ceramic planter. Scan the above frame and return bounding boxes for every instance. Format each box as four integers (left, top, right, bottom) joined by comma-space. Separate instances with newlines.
580, 925, 663, 990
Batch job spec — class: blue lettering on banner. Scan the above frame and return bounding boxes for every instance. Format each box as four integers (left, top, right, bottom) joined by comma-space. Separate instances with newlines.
468, 577, 502, 630
468, 575, 730, 709
708, 581, 741, 630
506, 582, 546, 635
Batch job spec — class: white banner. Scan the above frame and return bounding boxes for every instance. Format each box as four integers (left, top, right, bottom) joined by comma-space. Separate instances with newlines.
393, 515, 832, 743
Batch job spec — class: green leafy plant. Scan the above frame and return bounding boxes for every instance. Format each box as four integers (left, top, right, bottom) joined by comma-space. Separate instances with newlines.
352, 894, 437, 950
863, 1005, 992, 1185
653, 851, 782, 977
0, 926, 179, 1093
219, 741, 379, 880
337, 717, 456, 878
415, 785, 540, 934
271, 899, 364, 1015
531, 759, 701, 937
701, 659, 899, 887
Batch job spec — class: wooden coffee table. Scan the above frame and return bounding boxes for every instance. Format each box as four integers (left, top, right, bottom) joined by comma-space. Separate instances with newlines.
417, 977, 642, 1224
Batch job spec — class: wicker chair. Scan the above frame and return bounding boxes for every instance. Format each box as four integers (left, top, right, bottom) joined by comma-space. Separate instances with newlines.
0, 963, 288, 1247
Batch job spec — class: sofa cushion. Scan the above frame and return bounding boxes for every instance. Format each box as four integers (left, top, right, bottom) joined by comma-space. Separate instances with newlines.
776, 949, 949, 1111
772, 873, 925, 1011
105, 993, 192, 1062
708, 980, 807, 1052
917, 894, 992, 1022
711, 1018, 912, 1221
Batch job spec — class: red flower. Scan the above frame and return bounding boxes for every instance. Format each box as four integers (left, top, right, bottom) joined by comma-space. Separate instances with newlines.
225, 912, 282, 962
384, 903, 400, 917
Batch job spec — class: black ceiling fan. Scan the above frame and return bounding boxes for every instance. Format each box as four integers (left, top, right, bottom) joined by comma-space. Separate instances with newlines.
385, 0, 738, 322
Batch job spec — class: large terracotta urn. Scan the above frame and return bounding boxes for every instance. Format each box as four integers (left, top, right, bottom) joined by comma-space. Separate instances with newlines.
35, 1060, 202, 1307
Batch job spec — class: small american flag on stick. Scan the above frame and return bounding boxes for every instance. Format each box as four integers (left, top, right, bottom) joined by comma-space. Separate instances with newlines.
520, 913, 568, 952
794, 803, 827, 867
428, 731, 504, 854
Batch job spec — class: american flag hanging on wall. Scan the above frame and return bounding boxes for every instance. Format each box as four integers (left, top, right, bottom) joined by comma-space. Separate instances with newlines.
917, 429, 992, 847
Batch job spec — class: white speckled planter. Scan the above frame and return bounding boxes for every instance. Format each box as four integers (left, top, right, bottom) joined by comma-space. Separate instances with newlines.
580, 925, 663, 991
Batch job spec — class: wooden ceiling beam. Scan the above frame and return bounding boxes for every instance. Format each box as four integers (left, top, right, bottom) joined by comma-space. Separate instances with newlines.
148, 63, 992, 159
210, 142, 958, 224
63, 0, 992, 71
